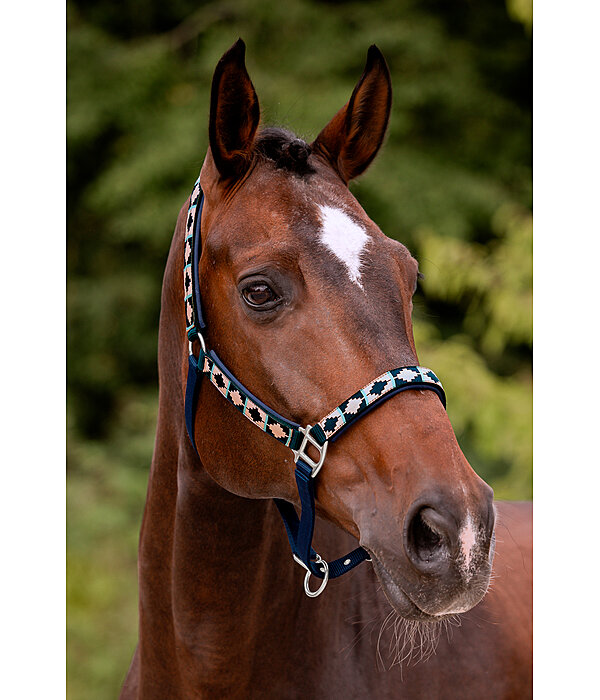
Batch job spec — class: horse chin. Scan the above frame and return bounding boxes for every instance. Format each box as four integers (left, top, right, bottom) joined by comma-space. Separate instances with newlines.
369, 556, 451, 621
369, 551, 493, 622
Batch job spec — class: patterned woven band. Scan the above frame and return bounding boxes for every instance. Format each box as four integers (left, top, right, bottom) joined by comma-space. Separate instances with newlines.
200, 349, 445, 450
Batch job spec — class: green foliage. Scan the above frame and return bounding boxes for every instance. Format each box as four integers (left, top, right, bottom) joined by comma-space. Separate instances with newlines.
411, 204, 532, 499
67, 391, 157, 698
67, 1, 531, 696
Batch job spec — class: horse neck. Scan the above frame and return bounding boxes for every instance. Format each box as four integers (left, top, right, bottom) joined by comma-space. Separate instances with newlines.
139, 425, 307, 693
136, 209, 327, 692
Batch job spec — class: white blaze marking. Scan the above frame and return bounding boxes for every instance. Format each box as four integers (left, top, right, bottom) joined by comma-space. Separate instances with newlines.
318, 205, 369, 288
459, 514, 477, 573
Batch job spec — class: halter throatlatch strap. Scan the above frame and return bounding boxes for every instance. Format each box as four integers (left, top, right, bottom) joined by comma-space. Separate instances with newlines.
183, 175, 447, 597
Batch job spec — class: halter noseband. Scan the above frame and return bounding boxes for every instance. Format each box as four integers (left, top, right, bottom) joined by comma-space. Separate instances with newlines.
183, 176, 446, 597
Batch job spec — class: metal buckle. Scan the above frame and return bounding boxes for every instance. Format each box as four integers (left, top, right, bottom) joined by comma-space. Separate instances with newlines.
292, 425, 328, 477
293, 553, 329, 598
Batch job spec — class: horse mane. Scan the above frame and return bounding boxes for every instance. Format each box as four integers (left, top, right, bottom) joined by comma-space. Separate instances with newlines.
253, 127, 315, 175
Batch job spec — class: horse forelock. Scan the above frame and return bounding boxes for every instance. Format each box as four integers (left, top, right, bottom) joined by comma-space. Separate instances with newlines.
253, 127, 315, 176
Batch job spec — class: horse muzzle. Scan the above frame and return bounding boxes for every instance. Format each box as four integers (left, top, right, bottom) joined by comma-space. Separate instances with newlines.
364, 489, 496, 620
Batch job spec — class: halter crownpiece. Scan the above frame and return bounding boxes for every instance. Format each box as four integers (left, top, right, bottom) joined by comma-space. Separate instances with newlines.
184, 175, 446, 597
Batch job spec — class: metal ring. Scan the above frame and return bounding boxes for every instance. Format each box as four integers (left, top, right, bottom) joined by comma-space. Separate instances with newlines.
303, 556, 329, 598
188, 333, 207, 355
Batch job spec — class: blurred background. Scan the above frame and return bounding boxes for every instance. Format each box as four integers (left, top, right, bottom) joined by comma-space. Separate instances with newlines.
67, 0, 531, 696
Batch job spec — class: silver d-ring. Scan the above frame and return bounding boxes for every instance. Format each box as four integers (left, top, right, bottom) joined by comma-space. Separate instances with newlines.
303, 556, 329, 598
188, 332, 206, 356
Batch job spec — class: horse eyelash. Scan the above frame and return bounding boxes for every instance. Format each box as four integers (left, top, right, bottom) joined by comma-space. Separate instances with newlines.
413, 271, 425, 294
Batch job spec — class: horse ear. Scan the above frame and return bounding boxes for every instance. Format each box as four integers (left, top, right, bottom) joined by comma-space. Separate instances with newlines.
311, 45, 392, 183
209, 38, 260, 180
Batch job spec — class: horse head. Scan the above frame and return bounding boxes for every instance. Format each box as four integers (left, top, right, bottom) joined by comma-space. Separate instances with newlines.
187, 39, 495, 621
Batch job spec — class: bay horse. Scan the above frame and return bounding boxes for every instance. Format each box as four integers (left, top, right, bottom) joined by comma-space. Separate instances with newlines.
121, 40, 532, 699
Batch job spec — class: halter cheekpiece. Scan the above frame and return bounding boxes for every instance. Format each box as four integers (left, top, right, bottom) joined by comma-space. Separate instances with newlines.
184, 175, 446, 597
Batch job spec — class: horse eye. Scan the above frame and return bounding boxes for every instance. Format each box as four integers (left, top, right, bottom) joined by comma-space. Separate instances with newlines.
241, 282, 279, 308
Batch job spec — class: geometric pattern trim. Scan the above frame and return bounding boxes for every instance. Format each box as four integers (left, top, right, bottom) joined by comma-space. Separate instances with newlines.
318, 366, 444, 440
200, 351, 301, 449
200, 348, 445, 450
184, 175, 202, 335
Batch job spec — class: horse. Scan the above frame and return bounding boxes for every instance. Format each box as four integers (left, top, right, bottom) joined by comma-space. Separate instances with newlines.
121, 40, 532, 699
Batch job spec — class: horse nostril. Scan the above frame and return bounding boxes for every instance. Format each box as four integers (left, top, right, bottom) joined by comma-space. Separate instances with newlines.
413, 510, 442, 558
406, 506, 456, 574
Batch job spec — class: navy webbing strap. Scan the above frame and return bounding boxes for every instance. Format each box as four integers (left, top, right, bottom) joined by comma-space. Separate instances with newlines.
185, 352, 202, 454
191, 190, 207, 332
274, 462, 371, 579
